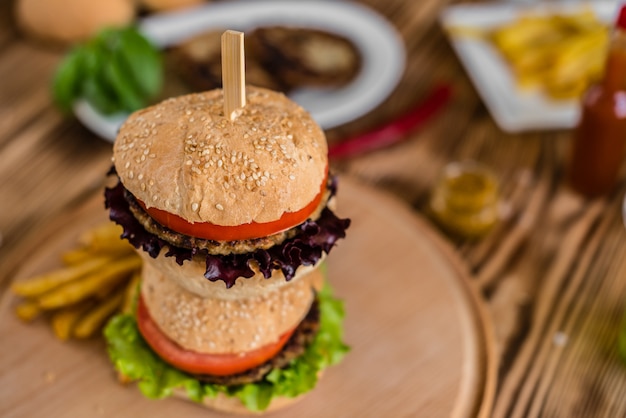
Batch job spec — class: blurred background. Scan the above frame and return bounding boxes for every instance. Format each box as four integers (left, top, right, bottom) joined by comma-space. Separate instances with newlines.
3, 0, 626, 416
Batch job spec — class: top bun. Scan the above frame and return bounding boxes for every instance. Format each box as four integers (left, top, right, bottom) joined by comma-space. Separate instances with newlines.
113, 86, 328, 226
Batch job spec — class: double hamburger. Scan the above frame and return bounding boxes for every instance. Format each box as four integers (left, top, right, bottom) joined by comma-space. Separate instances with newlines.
103, 86, 350, 413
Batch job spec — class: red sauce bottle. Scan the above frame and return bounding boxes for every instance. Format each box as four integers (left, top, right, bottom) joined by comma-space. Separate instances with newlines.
568, 5, 626, 197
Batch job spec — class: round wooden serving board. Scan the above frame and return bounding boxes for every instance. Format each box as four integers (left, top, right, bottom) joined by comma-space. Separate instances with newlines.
0, 177, 496, 418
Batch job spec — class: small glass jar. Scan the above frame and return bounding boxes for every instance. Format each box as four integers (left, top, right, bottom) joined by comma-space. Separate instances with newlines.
429, 161, 499, 239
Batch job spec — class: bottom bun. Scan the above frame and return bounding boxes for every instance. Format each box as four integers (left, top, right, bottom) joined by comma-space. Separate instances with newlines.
141, 261, 319, 354
172, 388, 304, 415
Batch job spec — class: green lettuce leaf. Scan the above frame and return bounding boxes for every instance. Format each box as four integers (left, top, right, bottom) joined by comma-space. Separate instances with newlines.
52, 46, 87, 112
104, 281, 348, 412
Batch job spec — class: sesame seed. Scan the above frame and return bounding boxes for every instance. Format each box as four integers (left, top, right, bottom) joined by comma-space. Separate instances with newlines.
191, 202, 199, 211
216, 203, 224, 211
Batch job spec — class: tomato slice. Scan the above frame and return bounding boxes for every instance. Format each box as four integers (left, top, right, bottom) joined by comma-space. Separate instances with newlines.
136, 295, 295, 376
138, 173, 328, 241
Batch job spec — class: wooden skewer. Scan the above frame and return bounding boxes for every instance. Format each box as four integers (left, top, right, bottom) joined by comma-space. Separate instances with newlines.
221, 30, 246, 120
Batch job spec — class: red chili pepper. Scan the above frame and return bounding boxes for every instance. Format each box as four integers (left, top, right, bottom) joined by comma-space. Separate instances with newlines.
328, 83, 452, 159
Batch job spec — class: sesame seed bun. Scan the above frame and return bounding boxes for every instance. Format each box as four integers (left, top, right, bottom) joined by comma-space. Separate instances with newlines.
136, 249, 324, 300
141, 261, 321, 354
113, 86, 328, 227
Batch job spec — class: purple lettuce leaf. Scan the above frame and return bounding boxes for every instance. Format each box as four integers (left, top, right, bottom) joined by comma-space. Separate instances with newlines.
104, 177, 349, 289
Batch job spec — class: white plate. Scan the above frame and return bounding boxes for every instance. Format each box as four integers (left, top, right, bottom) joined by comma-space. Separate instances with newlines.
75, 0, 405, 142
440, 1, 619, 133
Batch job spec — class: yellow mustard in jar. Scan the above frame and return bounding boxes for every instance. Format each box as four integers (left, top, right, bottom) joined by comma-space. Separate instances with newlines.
429, 161, 499, 239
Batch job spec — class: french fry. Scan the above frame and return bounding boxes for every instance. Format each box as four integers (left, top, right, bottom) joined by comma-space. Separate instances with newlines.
12, 256, 112, 298
78, 223, 121, 245
61, 249, 97, 266
51, 302, 92, 341
15, 301, 41, 322
62, 245, 134, 266
122, 270, 141, 314
62, 224, 134, 266
73, 290, 125, 339
492, 16, 558, 56
94, 281, 124, 300
78, 223, 132, 253
12, 221, 144, 342
37, 256, 141, 310
487, 8, 609, 100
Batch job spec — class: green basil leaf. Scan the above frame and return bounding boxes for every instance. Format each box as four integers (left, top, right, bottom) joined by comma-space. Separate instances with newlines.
81, 46, 120, 115
51, 46, 87, 112
51, 26, 163, 115
102, 51, 146, 112
117, 27, 163, 98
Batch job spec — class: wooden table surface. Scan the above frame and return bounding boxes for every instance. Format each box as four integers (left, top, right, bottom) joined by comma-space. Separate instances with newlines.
2, 1, 626, 417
